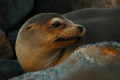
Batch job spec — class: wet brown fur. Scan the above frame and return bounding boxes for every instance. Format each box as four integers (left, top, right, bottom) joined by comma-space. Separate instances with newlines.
16, 13, 86, 72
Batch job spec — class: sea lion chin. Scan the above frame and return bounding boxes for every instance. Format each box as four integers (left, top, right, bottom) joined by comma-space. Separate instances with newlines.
15, 13, 86, 72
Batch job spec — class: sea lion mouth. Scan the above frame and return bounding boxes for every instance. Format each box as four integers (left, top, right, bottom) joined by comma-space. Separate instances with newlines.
54, 36, 81, 42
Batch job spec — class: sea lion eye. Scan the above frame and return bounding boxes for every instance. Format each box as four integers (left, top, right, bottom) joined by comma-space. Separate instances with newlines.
27, 26, 32, 29
53, 21, 62, 27
48, 21, 62, 28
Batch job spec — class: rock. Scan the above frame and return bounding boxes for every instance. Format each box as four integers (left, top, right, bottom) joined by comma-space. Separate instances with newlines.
0, 59, 24, 80
10, 42, 120, 80
7, 30, 19, 48
73, 0, 120, 9
0, 0, 34, 32
0, 29, 13, 60
64, 64, 120, 80
7, 30, 19, 59
32, 0, 73, 14
32, 0, 120, 14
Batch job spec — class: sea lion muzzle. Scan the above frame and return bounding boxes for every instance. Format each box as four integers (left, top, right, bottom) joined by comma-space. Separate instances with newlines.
54, 25, 84, 42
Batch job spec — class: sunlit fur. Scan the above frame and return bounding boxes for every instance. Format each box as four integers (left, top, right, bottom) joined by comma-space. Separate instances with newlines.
16, 13, 86, 72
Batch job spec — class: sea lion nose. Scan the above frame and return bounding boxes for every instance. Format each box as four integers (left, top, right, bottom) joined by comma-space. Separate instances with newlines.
78, 25, 83, 32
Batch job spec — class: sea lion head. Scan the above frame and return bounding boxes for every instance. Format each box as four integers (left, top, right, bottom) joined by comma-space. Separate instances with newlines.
16, 13, 86, 72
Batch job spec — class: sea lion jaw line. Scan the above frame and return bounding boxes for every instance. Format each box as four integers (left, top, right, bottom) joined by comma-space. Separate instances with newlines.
15, 13, 86, 72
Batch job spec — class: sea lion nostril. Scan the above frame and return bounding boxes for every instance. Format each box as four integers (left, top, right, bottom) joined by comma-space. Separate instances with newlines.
78, 25, 83, 32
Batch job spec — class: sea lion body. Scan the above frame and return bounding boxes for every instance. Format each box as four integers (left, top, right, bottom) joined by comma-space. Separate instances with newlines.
16, 13, 85, 72
63, 7, 120, 44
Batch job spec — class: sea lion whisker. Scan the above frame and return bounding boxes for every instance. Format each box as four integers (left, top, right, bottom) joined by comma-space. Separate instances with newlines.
46, 30, 72, 43
55, 28, 76, 42
66, 28, 80, 41
60, 30, 73, 41
64, 29, 75, 39
60, 26, 75, 37
71, 29, 78, 40
58, 27, 73, 37
68, 28, 76, 37
71, 29, 79, 40
53, 29, 71, 42
62, 29, 76, 41
75, 29, 79, 39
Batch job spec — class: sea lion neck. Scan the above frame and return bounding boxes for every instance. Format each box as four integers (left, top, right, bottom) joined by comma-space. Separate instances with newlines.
51, 44, 77, 67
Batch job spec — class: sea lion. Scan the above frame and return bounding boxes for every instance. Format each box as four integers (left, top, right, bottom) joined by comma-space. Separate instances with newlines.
16, 13, 86, 72
63, 7, 120, 44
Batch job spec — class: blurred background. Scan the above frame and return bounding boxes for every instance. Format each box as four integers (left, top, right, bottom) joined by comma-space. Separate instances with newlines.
0, 0, 120, 59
